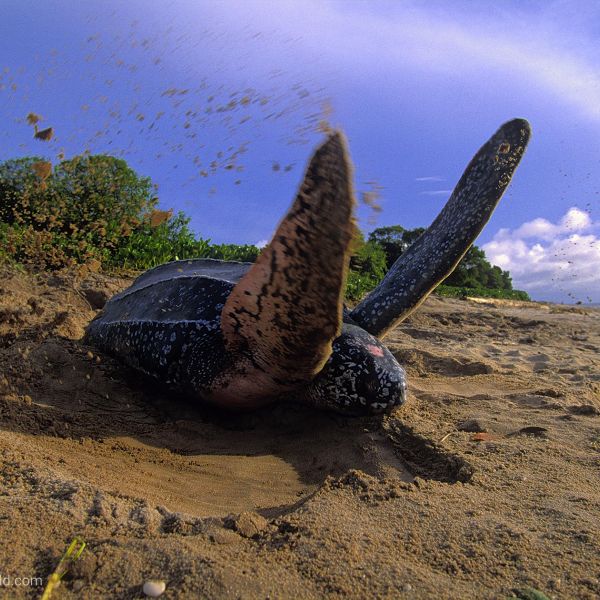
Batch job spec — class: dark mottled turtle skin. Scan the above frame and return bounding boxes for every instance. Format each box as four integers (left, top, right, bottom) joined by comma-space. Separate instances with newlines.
352, 118, 531, 338
87, 261, 407, 416
86, 120, 531, 416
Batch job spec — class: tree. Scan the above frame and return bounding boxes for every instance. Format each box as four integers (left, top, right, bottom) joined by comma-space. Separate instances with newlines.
368, 224, 514, 291
0, 156, 46, 223
443, 246, 513, 290
0, 154, 157, 267
48, 154, 156, 249
0, 152, 266, 271
345, 229, 388, 301
368, 225, 425, 268
350, 229, 388, 282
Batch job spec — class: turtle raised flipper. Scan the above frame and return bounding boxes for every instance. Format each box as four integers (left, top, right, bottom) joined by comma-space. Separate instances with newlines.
221, 131, 355, 384
351, 118, 531, 339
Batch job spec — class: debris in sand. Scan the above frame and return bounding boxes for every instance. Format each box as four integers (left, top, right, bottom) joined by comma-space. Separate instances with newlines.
41, 537, 86, 600
512, 426, 549, 438
512, 586, 551, 600
457, 418, 487, 433
208, 526, 241, 545
568, 404, 599, 416
143, 580, 166, 597
232, 511, 268, 538
471, 432, 499, 442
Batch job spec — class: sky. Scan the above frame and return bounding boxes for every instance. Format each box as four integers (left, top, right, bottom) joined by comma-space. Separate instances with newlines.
0, 0, 599, 303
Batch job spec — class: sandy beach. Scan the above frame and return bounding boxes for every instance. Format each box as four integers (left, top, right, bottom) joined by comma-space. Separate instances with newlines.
0, 265, 599, 599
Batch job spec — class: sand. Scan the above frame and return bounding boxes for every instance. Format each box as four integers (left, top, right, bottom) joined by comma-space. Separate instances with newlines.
0, 265, 599, 599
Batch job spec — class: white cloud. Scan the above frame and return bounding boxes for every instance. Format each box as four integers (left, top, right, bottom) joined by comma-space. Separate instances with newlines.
482, 207, 600, 303
496, 207, 594, 242
197, 0, 600, 123
415, 176, 445, 182
419, 189, 452, 196
561, 207, 592, 230
255, 239, 269, 248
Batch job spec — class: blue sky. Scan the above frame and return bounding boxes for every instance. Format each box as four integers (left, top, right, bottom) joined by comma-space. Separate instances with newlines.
1, 0, 599, 303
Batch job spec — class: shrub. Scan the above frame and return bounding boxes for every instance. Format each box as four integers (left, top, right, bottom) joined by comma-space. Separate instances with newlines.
443, 246, 513, 290
345, 270, 380, 302
368, 225, 425, 267
435, 285, 530, 301
204, 243, 260, 263
0, 153, 266, 272
108, 213, 261, 271
0, 153, 527, 309
350, 240, 387, 282
0, 154, 156, 268
369, 224, 514, 291
344, 230, 388, 301
108, 212, 207, 270
0, 156, 46, 223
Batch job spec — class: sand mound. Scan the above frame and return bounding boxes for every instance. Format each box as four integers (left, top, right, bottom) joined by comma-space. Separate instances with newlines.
1, 266, 599, 598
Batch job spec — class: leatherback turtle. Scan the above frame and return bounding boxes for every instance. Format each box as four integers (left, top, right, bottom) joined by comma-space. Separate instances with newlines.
85, 119, 530, 415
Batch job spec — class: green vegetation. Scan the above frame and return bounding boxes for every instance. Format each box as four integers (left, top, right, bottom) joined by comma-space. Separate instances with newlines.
0, 153, 528, 302
107, 212, 259, 270
367, 225, 514, 291
0, 155, 154, 268
345, 229, 388, 301
435, 285, 530, 301
0, 154, 259, 271
362, 224, 529, 301
368, 224, 425, 266
444, 246, 514, 290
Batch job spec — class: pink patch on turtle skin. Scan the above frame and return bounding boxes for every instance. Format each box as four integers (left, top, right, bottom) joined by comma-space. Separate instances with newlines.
366, 344, 385, 357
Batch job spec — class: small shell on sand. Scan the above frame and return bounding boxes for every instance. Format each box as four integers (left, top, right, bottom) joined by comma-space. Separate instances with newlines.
143, 580, 166, 597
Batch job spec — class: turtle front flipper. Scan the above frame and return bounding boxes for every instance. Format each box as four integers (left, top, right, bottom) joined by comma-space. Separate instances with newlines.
351, 118, 531, 339
220, 132, 355, 391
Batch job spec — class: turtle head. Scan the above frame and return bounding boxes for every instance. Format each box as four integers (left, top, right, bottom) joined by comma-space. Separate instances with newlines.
304, 324, 407, 416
